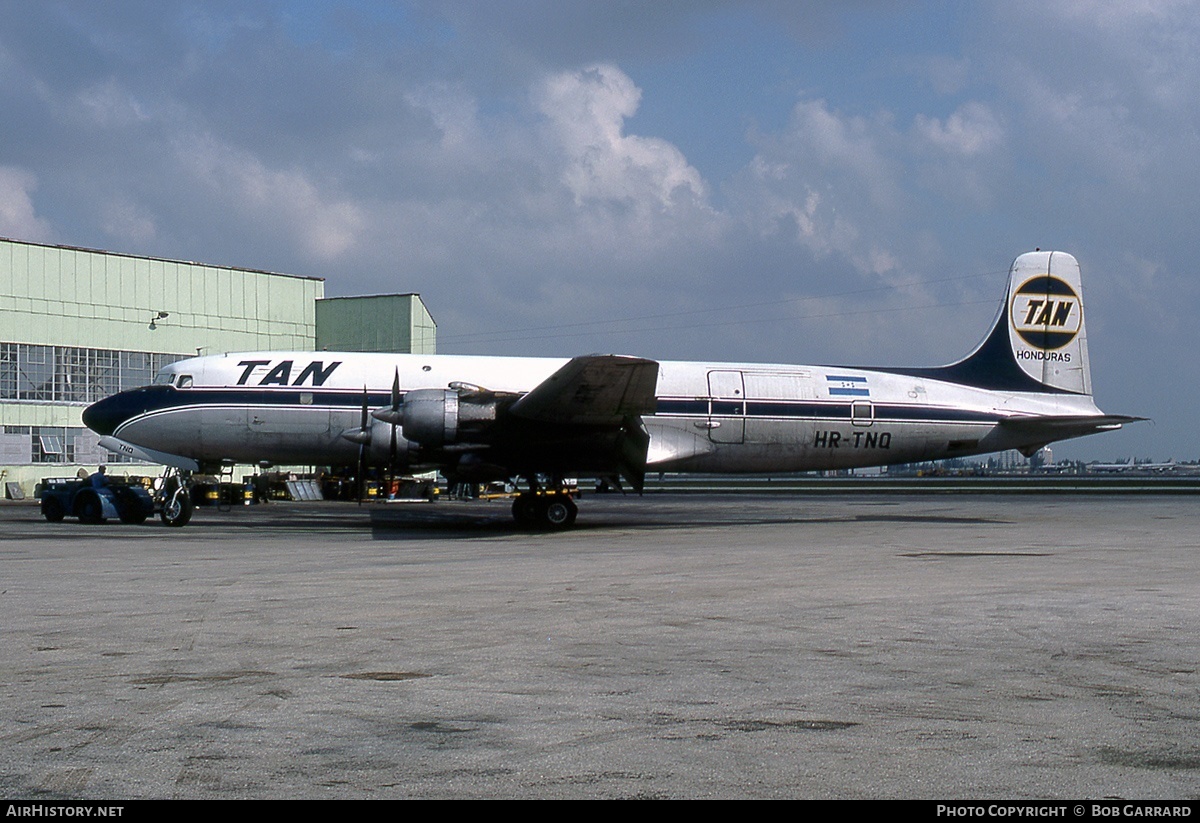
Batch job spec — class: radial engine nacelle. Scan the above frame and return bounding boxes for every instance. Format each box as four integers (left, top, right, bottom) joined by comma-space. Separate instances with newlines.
370, 387, 499, 448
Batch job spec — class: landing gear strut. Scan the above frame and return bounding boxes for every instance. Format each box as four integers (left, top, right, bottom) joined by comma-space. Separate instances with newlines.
511, 477, 578, 530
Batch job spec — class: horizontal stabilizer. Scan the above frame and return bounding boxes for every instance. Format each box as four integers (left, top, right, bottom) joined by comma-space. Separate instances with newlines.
999, 414, 1146, 440
509, 354, 660, 426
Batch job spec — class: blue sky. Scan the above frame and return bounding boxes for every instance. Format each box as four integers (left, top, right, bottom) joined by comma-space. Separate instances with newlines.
2, 1, 1196, 461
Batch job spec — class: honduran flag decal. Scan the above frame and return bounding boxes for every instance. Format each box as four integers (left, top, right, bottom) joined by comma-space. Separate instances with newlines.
825, 374, 870, 397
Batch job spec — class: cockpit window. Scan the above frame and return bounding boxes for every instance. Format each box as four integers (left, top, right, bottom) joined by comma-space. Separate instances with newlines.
153, 371, 174, 385
177, 375, 194, 389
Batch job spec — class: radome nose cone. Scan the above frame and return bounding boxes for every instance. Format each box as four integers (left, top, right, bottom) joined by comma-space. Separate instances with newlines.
83, 394, 124, 436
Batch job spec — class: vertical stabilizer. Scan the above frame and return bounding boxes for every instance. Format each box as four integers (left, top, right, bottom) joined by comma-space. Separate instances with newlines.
1006, 250, 1091, 395
895, 250, 1094, 395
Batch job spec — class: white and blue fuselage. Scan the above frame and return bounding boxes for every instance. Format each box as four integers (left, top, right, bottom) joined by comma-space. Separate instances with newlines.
84, 251, 1134, 491
85, 350, 1104, 472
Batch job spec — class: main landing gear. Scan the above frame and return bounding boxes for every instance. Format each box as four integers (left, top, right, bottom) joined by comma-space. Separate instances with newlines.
511, 478, 578, 530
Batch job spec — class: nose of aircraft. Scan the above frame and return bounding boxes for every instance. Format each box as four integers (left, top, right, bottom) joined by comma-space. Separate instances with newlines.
82, 392, 129, 436
84, 385, 174, 436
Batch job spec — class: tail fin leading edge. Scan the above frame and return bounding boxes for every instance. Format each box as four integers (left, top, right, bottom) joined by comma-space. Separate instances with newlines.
901, 251, 1093, 395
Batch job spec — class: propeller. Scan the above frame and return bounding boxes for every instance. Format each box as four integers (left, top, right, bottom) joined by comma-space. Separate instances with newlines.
341, 373, 405, 503
357, 385, 369, 505
387, 369, 400, 496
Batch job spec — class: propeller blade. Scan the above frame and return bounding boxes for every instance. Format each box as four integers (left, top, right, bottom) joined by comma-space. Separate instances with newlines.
357, 385, 368, 505
388, 368, 400, 483
373, 368, 405, 425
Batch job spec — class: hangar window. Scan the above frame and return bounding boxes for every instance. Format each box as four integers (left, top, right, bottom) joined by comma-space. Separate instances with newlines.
151, 353, 186, 373
0, 344, 15, 399
90, 349, 120, 398
120, 352, 152, 390
55, 347, 89, 403
31, 428, 72, 463
1, 343, 190, 401
18, 346, 54, 400
38, 435, 64, 455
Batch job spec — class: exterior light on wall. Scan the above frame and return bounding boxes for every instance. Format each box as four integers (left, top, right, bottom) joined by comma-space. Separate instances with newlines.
149, 311, 169, 330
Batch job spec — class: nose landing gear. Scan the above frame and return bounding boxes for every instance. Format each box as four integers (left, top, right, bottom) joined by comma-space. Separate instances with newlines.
157, 468, 195, 527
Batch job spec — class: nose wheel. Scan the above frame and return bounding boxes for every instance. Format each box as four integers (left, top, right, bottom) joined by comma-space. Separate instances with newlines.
157, 469, 195, 527
512, 491, 577, 530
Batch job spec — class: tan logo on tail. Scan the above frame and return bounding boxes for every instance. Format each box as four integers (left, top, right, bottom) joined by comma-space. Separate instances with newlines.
1010, 276, 1081, 350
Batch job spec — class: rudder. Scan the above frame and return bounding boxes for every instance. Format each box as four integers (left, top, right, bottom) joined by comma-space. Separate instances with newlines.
1005, 251, 1091, 395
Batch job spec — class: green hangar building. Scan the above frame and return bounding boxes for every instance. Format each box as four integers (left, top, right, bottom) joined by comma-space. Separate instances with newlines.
0, 236, 435, 496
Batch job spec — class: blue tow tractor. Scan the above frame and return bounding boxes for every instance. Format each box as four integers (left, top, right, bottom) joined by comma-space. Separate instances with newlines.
40, 471, 193, 527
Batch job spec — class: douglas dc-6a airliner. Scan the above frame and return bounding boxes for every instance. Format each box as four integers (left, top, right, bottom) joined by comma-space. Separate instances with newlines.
83, 250, 1139, 528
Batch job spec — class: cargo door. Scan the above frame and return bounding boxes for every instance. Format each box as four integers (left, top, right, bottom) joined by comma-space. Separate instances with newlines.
707, 370, 745, 444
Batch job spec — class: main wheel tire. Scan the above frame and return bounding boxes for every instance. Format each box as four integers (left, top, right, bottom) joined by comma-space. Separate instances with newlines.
537, 495, 577, 530
42, 497, 66, 523
512, 494, 538, 528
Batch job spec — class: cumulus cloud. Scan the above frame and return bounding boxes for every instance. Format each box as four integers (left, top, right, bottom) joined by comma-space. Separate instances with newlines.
908, 102, 1007, 210
174, 134, 366, 262
782, 99, 900, 210
339, 65, 722, 306
534, 64, 706, 211
914, 102, 1003, 156
728, 98, 905, 281
987, 2, 1200, 194
76, 78, 151, 129
405, 82, 484, 156
0, 166, 54, 243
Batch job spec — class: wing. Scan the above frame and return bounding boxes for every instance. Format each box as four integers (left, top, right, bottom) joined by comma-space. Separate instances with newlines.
503, 354, 660, 491
508, 354, 659, 425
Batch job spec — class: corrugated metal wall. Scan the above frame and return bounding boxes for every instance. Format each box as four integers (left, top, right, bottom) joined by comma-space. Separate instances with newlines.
0, 238, 323, 353
0, 237, 324, 488
315, 293, 436, 354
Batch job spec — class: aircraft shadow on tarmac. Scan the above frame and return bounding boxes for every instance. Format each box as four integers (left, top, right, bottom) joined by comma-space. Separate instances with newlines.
11, 500, 1007, 541
363, 502, 1007, 540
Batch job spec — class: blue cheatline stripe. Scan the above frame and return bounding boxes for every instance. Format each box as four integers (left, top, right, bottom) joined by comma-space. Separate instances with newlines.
825, 374, 868, 383
828, 387, 871, 397
98, 386, 1005, 429
655, 397, 1000, 423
